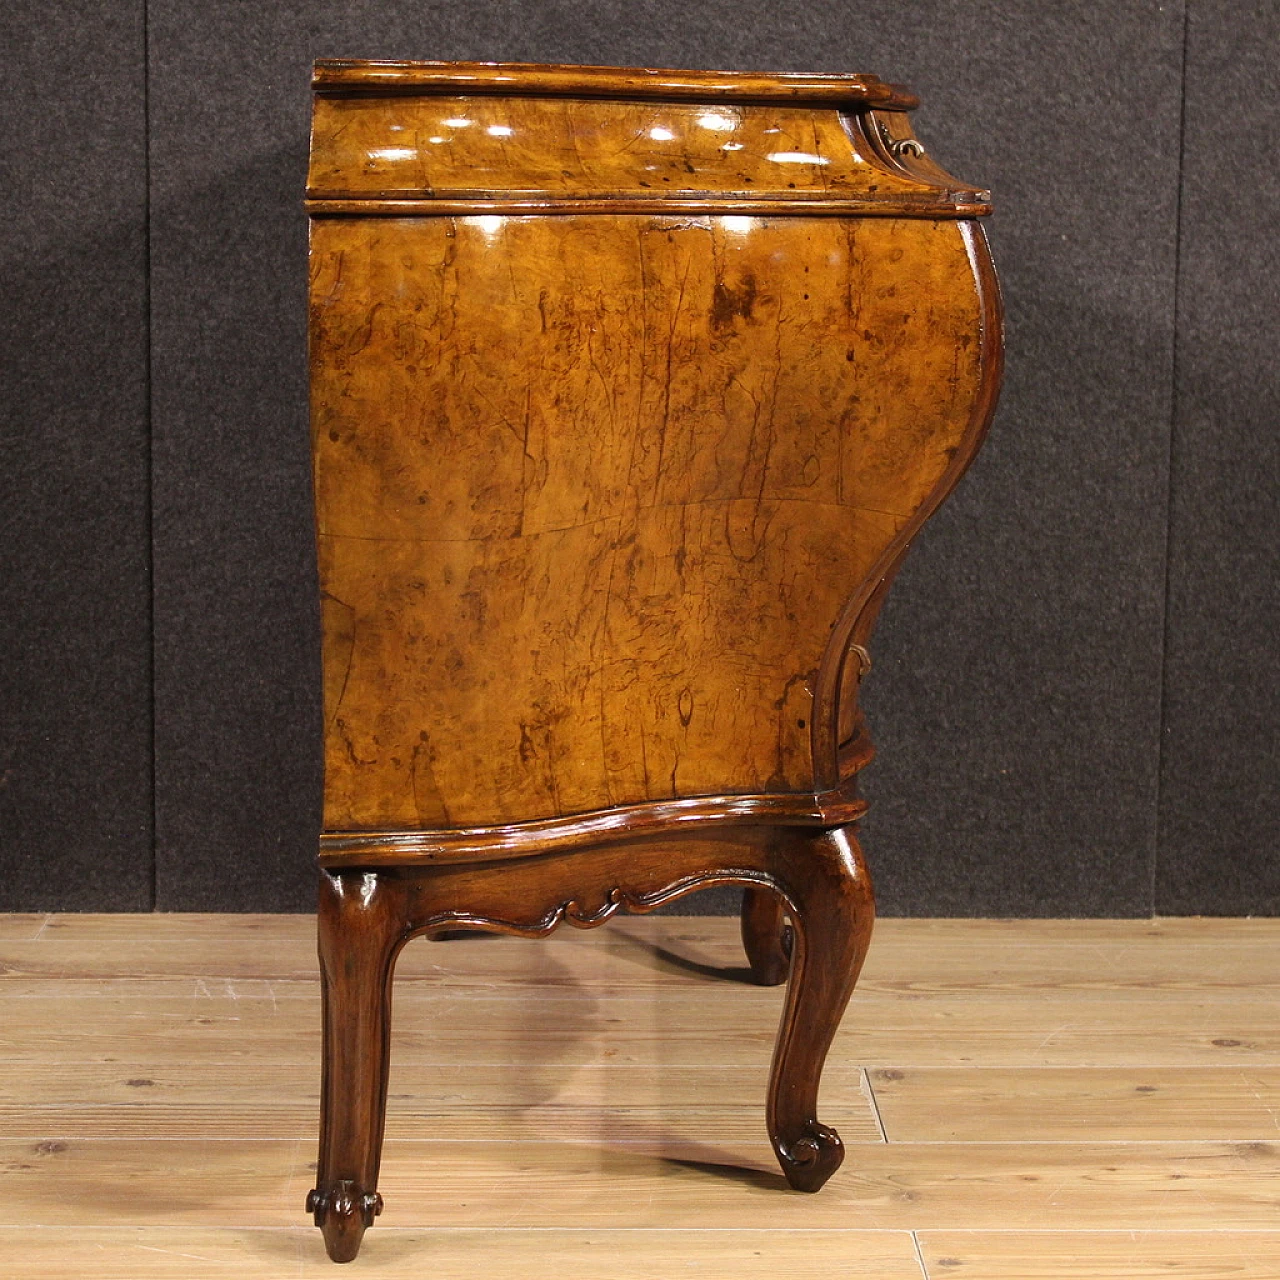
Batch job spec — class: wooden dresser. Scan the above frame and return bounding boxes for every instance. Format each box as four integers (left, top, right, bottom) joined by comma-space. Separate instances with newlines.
305, 59, 1001, 1262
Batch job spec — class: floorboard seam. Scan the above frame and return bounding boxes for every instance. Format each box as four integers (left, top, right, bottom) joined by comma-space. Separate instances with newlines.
862, 1066, 889, 1143
910, 1229, 930, 1278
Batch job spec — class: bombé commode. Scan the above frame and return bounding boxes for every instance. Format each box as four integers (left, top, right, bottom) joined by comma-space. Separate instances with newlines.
305, 59, 1001, 1262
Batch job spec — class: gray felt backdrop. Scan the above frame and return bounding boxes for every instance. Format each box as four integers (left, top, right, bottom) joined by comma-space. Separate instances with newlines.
3, 1, 1276, 915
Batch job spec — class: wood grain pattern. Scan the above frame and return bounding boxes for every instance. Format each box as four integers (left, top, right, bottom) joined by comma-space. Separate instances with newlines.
0, 1227, 926, 1279
6, 988, 1280, 1070
307, 93, 980, 209
10, 915, 1280, 994
362, 1140, 1280, 1230
871, 1066, 1280, 1142
7, 1135, 1280, 1231
0, 1061, 879, 1146
0, 915, 48, 941
312, 58, 919, 108
312, 212, 990, 829
18, 911, 1280, 948
918, 1232, 1280, 1278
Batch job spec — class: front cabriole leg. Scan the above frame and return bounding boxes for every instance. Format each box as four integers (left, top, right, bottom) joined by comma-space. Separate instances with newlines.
765, 823, 875, 1191
310, 869, 408, 1262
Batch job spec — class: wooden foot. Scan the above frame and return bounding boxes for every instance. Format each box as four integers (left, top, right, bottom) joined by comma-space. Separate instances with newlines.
310, 870, 405, 1262
741, 887, 792, 986
765, 824, 874, 1192
307, 1181, 382, 1263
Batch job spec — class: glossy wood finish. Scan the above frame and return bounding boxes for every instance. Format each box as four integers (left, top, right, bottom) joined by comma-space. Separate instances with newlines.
308, 100, 986, 216
312, 59, 920, 107
307, 59, 999, 1262
317, 785, 867, 867
311, 214, 995, 829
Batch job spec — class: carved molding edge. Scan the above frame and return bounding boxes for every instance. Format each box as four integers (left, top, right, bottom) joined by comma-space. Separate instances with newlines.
311, 60, 918, 109
307, 194, 992, 219
319, 786, 866, 868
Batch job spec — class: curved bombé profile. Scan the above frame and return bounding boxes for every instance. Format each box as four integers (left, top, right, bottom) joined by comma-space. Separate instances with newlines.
305, 58, 1001, 1262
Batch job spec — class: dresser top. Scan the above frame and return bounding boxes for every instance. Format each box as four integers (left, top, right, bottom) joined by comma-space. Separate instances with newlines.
312, 59, 919, 110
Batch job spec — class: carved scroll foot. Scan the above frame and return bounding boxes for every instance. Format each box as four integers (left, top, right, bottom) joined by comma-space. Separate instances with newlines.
774, 1118, 845, 1192
741, 887, 792, 986
766, 824, 874, 1193
307, 1181, 383, 1263
312, 869, 408, 1261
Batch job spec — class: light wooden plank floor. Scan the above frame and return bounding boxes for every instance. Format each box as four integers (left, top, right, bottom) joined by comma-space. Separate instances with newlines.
2, 914, 1279, 1278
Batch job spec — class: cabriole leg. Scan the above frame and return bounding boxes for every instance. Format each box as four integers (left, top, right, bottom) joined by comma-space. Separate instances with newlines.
741, 886, 792, 986
309, 869, 405, 1262
766, 824, 875, 1192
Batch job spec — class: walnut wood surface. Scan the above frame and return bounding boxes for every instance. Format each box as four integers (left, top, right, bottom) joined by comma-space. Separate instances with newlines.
317, 784, 866, 867
307, 96, 983, 212
306, 61, 999, 1263
310, 823, 873, 1259
312, 212, 994, 830
312, 58, 919, 110
13, 916, 1280, 1276
741, 886, 793, 986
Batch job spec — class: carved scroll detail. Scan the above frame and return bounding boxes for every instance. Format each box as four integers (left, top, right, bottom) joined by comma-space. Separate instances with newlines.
307, 1180, 383, 1262
773, 1119, 845, 1193
307, 1181, 383, 1230
415, 869, 787, 942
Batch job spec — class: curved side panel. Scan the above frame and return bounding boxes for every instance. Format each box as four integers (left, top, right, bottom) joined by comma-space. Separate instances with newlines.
814, 219, 1004, 786
312, 213, 992, 828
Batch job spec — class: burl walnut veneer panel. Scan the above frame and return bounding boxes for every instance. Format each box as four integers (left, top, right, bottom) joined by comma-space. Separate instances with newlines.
304, 66, 998, 1262
311, 213, 987, 829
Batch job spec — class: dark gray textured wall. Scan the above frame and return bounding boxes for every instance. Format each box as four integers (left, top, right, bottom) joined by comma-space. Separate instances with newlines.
1, 2, 152, 910
3, 2, 1276, 914
1156, 2, 1280, 914
853, 6, 1183, 915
